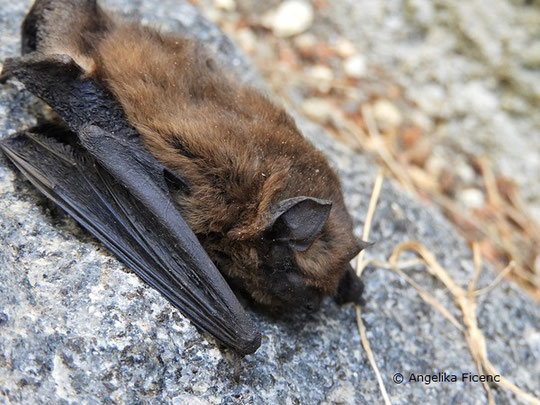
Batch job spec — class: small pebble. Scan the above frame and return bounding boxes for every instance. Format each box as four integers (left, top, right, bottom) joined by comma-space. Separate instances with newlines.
301, 98, 338, 124
214, 0, 236, 11
343, 55, 367, 79
457, 188, 485, 209
202, 7, 222, 23
235, 28, 257, 53
454, 158, 476, 184
372, 99, 402, 130
266, 0, 314, 37
308, 65, 334, 93
334, 38, 357, 58
293, 33, 317, 54
425, 151, 446, 177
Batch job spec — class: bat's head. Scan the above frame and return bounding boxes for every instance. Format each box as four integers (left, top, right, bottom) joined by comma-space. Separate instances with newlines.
204, 190, 367, 313
168, 105, 368, 313
253, 195, 366, 311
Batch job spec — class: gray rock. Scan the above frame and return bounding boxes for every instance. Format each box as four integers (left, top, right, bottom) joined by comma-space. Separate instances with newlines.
0, 1, 539, 404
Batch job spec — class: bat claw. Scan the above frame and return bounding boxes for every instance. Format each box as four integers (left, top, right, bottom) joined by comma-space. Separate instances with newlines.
0, 58, 16, 83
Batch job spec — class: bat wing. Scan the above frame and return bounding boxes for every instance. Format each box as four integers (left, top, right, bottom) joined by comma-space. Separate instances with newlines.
1, 55, 261, 354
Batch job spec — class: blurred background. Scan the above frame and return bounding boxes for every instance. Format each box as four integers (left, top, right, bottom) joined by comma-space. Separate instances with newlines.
192, 0, 540, 299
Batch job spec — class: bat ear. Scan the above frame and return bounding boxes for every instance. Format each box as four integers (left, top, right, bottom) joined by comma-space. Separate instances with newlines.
266, 196, 332, 251
348, 239, 374, 259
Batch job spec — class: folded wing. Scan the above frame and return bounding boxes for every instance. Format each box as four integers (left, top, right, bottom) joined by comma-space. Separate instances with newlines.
1, 54, 261, 354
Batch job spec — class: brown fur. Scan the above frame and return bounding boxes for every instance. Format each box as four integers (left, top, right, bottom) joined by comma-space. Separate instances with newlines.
30, 0, 360, 309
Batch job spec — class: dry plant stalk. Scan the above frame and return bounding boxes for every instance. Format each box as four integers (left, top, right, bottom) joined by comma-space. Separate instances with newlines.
353, 173, 538, 405
468, 241, 495, 405
359, 105, 415, 193
354, 170, 391, 405
388, 242, 540, 405
356, 110, 540, 299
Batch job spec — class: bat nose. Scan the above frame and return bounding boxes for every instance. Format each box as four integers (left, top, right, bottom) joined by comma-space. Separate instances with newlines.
335, 263, 364, 305
303, 295, 322, 313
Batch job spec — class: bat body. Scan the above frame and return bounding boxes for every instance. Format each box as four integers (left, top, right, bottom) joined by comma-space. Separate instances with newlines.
0, 0, 366, 354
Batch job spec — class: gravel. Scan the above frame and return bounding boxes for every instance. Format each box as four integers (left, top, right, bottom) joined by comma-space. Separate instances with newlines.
318, 0, 540, 220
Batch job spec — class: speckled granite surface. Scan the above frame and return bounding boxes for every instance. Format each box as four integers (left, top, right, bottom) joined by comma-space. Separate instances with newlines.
0, 1, 538, 404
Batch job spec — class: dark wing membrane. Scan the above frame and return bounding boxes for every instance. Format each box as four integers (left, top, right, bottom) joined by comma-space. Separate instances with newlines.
2, 53, 260, 353
0, 125, 260, 354
2, 54, 133, 136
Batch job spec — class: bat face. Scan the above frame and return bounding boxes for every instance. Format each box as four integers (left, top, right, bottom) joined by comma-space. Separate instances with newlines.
2, 0, 366, 354
205, 195, 364, 311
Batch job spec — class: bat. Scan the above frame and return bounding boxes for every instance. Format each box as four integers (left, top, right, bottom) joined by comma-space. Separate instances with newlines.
0, 0, 367, 355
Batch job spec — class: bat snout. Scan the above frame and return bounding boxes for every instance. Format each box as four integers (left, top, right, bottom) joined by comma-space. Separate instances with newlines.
302, 296, 322, 313
335, 264, 365, 306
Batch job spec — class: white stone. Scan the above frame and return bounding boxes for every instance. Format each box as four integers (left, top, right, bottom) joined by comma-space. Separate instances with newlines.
202, 7, 222, 24
309, 65, 334, 81
372, 99, 402, 130
235, 28, 257, 53
334, 38, 357, 58
343, 55, 367, 79
457, 188, 485, 209
267, 1, 314, 38
301, 98, 338, 124
293, 33, 317, 53
425, 150, 446, 177
214, 0, 236, 11
454, 158, 476, 184
308, 65, 334, 93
